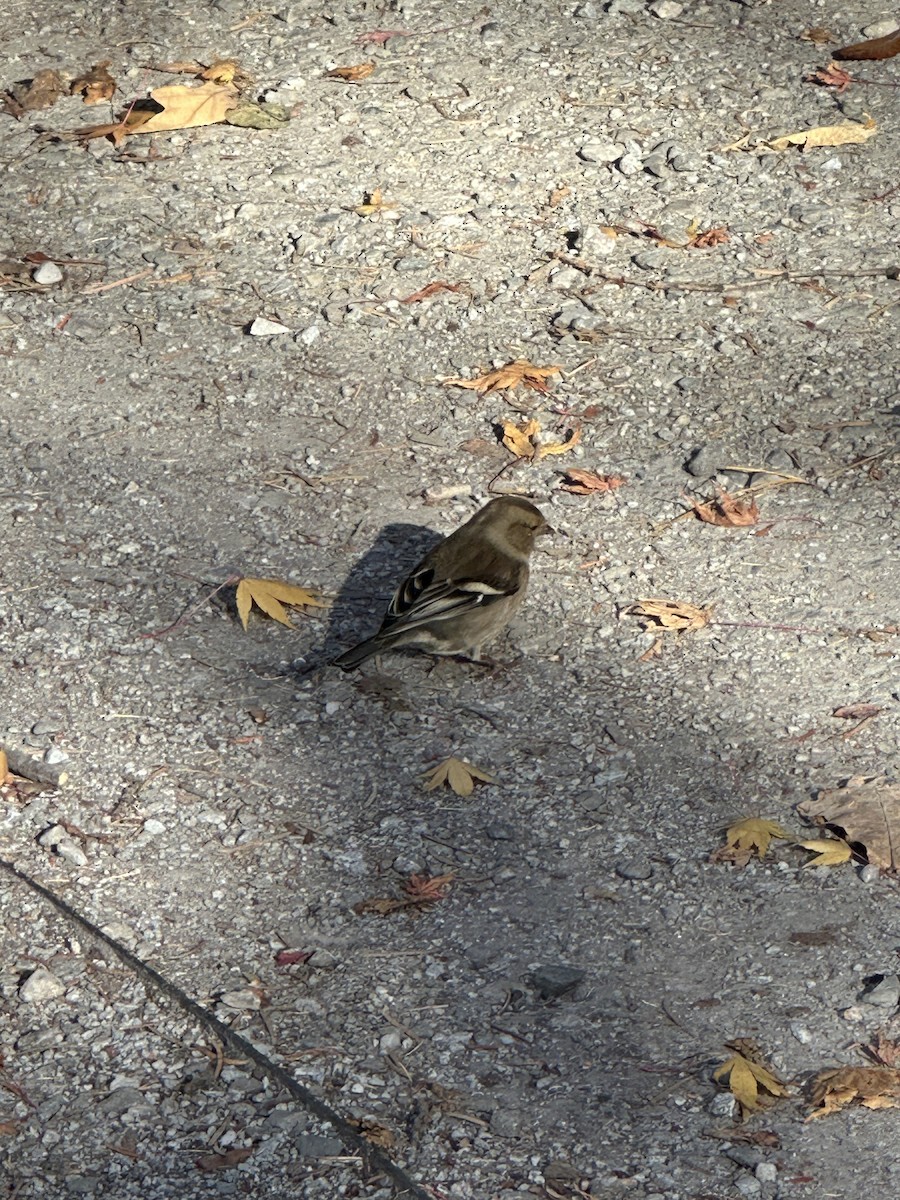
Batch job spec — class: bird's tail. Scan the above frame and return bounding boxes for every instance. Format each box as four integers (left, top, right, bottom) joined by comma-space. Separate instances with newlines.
333, 636, 381, 670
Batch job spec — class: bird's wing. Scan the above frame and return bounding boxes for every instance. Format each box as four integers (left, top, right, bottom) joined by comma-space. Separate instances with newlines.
382, 566, 513, 635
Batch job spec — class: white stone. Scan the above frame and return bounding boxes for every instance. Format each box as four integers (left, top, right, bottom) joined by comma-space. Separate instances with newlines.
20, 966, 65, 1002
649, 0, 684, 17
33, 261, 63, 285
250, 317, 292, 336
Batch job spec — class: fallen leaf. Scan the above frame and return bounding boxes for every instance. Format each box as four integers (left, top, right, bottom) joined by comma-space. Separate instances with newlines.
832, 703, 882, 721
2, 69, 66, 117
538, 426, 582, 459
805, 62, 854, 92
354, 872, 455, 917
796, 838, 853, 868
353, 187, 400, 218
767, 114, 877, 152
864, 1032, 900, 1068
714, 1041, 787, 1119
324, 63, 376, 82
199, 60, 245, 86
714, 817, 791, 866
797, 775, 900, 870
800, 27, 836, 45
354, 29, 413, 47
0, 749, 9, 784
236, 577, 327, 630
422, 756, 495, 797
404, 872, 455, 902
136, 81, 240, 133
444, 359, 562, 396
0, 1119, 20, 1136
626, 598, 713, 633
688, 226, 730, 249
274, 948, 313, 966
558, 468, 626, 495
350, 1118, 396, 1149
690, 488, 760, 527
835, 28, 900, 61
70, 61, 116, 105
223, 99, 290, 130
501, 417, 541, 459
807, 1066, 900, 1119
196, 1146, 254, 1171
397, 281, 466, 303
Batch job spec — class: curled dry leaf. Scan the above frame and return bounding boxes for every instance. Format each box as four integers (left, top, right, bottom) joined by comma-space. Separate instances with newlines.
626, 598, 712, 633
324, 63, 376, 81
444, 359, 562, 396
70, 61, 116, 105
691, 488, 759, 527
714, 1041, 787, 1120
807, 1066, 900, 1119
713, 817, 791, 866
422, 756, 495, 797
398, 281, 466, 304
688, 226, 730, 249
558, 468, 626, 495
797, 775, 900, 870
2, 69, 66, 117
196, 1146, 254, 1171
800, 27, 836, 45
199, 60, 248, 86
832, 703, 882, 721
350, 1118, 396, 1149
353, 872, 454, 917
834, 28, 900, 61
236, 577, 327, 630
766, 114, 877, 152
795, 838, 853, 868
806, 62, 854, 92
353, 187, 400, 218
500, 418, 581, 461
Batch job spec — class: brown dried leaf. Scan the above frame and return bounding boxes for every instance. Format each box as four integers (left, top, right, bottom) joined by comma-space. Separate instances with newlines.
199, 60, 241, 85
324, 63, 376, 82
70, 61, 116, 105
537, 426, 582, 460
688, 226, 730, 249
797, 775, 900, 870
832, 703, 882, 721
807, 1066, 900, 1119
0, 749, 9, 785
354, 29, 413, 47
403, 872, 455, 902
423, 756, 495, 797
196, 1146, 254, 1170
558, 468, 626, 495
767, 114, 877, 152
691, 488, 760, 527
350, 1118, 396, 1149
236, 577, 327, 630
444, 359, 561, 396
397, 280, 466, 304
835, 28, 900, 61
864, 1032, 900, 1068
627, 598, 713, 633
3, 69, 66, 116
805, 62, 854, 92
800, 27, 836, 45
0, 1119, 20, 1137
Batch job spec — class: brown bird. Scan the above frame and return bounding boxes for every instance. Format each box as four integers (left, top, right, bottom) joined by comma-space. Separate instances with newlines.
334, 496, 550, 669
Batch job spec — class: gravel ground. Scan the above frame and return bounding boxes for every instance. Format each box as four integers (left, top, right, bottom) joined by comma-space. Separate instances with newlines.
1, 1, 898, 1197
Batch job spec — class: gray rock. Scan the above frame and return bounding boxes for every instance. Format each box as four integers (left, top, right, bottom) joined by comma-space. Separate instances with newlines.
19, 966, 65, 1003
32, 714, 65, 735
529, 964, 585, 999
99, 1087, 147, 1115
294, 1132, 345, 1157
685, 443, 726, 478
860, 974, 900, 1008
616, 857, 654, 881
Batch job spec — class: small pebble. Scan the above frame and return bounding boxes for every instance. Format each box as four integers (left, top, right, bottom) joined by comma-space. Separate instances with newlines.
249, 317, 292, 336
649, 0, 684, 18
32, 261, 64, 286
529, 964, 585, 999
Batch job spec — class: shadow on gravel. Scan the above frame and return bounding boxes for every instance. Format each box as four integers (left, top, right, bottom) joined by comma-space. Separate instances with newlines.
312, 521, 444, 667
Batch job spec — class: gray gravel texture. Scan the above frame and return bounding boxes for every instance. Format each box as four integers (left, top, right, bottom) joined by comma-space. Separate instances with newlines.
1, 0, 899, 1198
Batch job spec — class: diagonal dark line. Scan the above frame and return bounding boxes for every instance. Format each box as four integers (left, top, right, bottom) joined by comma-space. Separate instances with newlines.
1, 856, 431, 1200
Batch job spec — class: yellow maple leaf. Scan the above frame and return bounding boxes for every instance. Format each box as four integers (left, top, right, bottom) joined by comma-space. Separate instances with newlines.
236, 577, 328, 630
422, 757, 495, 797
796, 838, 853, 868
714, 1046, 787, 1119
767, 114, 876, 152
721, 817, 791, 860
444, 360, 561, 395
500, 418, 581, 461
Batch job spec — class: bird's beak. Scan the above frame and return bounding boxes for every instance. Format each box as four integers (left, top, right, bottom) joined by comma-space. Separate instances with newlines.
539, 520, 555, 537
